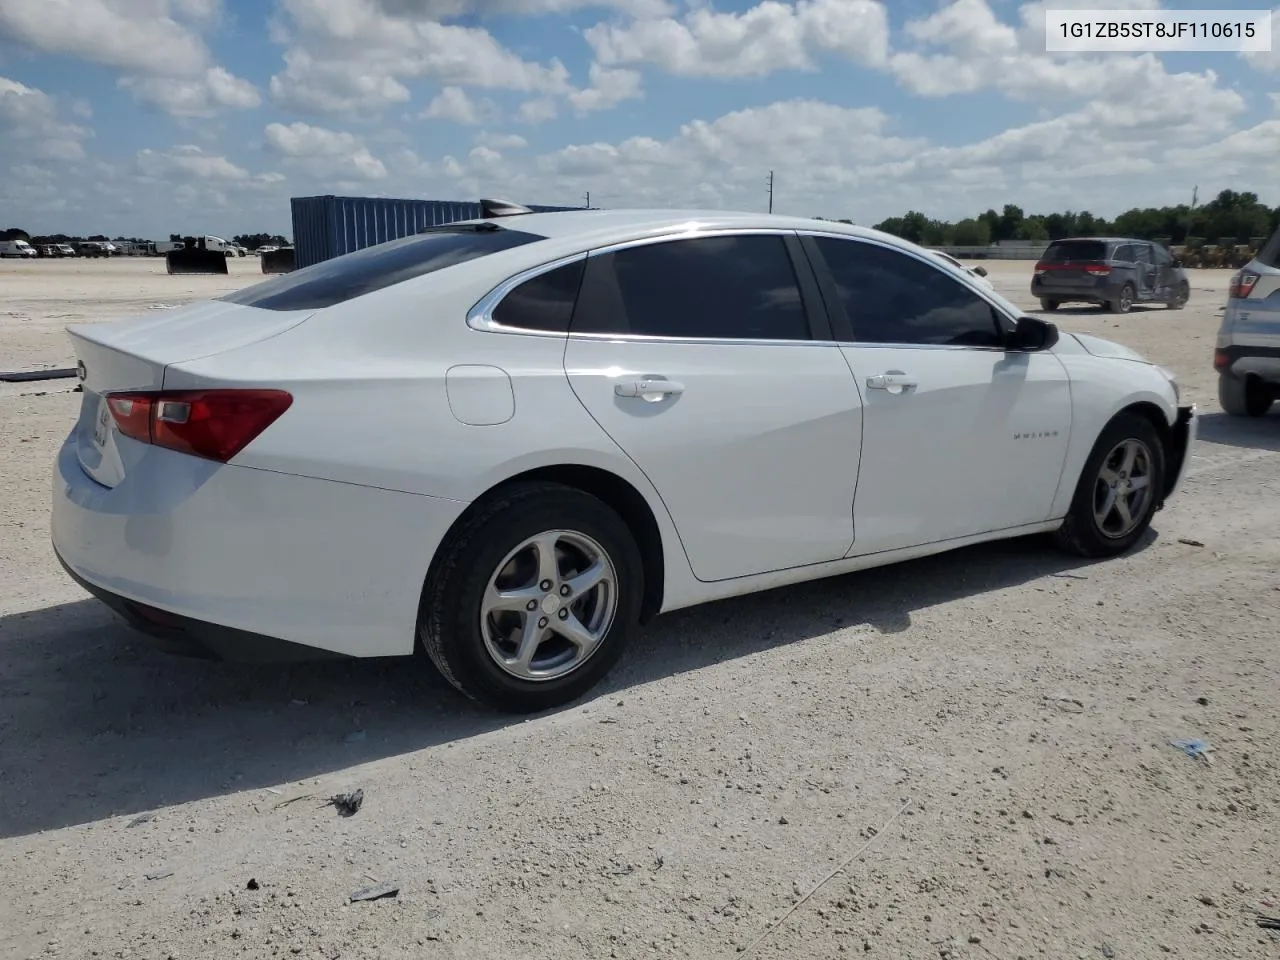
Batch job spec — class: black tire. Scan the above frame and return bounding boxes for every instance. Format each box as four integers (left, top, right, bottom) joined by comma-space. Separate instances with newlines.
1109, 283, 1135, 314
419, 481, 643, 713
1039, 299, 1060, 312
1167, 282, 1190, 309
1218, 372, 1274, 417
1053, 412, 1165, 558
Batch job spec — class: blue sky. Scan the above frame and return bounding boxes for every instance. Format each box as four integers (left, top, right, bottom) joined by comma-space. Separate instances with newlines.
0, 0, 1276, 239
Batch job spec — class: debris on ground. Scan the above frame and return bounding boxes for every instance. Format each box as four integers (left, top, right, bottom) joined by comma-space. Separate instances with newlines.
349, 882, 399, 903
144, 870, 173, 881
127, 814, 153, 828
1178, 538, 1205, 548
246, 878, 260, 891
326, 789, 364, 817
1257, 916, 1280, 930
1045, 695, 1085, 713
1170, 738, 1213, 763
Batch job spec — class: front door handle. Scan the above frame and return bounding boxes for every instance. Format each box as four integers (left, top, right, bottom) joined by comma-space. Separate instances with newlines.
866, 373, 917, 392
615, 378, 685, 400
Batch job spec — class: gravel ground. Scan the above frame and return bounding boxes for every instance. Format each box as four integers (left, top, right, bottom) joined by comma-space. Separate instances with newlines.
2, 256, 1278, 960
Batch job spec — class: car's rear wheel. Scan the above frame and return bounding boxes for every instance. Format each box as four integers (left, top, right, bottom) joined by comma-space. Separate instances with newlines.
1219, 372, 1274, 417
1167, 282, 1190, 309
1054, 412, 1165, 558
1109, 283, 1135, 314
419, 481, 642, 713
1039, 299, 1059, 311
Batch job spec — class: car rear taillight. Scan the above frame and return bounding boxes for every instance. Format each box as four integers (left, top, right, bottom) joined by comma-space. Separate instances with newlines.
1214, 348, 1231, 372
1084, 265, 1111, 276
106, 389, 292, 462
1229, 270, 1259, 299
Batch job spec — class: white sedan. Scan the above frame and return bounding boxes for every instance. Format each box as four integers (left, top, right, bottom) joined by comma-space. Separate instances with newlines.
52, 205, 1197, 712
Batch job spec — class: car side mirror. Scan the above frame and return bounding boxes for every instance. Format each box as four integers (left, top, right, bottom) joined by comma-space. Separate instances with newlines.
972, 265, 988, 277
1007, 315, 1059, 352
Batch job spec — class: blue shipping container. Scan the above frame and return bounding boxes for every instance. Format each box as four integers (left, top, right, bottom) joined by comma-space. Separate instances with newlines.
290, 195, 585, 269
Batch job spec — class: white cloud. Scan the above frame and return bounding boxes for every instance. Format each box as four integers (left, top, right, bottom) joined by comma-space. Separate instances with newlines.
136, 144, 250, 181
475, 131, 528, 150
120, 67, 261, 117
421, 86, 499, 125
584, 0, 890, 78
263, 120, 389, 180
0, 76, 93, 161
567, 64, 643, 114
518, 98, 559, 125
268, 0, 572, 115
1241, 5, 1280, 72
0, 0, 257, 119
0, 0, 213, 76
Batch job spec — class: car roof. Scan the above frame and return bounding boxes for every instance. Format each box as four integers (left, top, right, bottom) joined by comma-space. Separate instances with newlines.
443, 207, 909, 252
1049, 237, 1147, 245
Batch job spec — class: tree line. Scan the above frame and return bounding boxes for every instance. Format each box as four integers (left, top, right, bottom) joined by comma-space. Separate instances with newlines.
869, 189, 1279, 248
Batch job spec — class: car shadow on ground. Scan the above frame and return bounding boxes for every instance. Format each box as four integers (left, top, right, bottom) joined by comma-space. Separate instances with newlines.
1196, 411, 1280, 452
0, 530, 1152, 839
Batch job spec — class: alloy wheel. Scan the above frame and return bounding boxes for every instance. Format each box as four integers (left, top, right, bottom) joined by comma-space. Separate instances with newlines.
1093, 438, 1153, 539
479, 529, 619, 681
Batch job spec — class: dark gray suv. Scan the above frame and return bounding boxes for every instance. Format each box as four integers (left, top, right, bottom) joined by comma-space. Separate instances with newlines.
1031, 237, 1191, 314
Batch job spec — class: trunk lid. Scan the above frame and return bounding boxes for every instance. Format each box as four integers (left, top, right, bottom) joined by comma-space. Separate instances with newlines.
68, 300, 313, 488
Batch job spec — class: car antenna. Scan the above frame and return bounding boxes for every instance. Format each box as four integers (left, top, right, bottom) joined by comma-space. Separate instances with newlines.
480, 198, 535, 219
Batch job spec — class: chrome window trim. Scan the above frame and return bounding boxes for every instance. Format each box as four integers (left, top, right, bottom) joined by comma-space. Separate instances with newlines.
466, 227, 815, 342
466, 225, 1041, 353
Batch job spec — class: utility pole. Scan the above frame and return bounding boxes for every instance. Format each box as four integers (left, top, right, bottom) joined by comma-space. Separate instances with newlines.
766, 171, 774, 214
583, 191, 590, 209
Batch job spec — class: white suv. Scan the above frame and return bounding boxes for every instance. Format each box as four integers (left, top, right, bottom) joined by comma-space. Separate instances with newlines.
1217, 226, 1280, 416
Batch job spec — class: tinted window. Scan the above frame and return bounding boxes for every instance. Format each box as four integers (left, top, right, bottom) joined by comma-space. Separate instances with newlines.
1134, 244, 1153, 264
813, 237, 1003, 348
1257, 226, 1280, 268
219, 226, 545, 312
570, 235, 809, 341
491, 259, 585, 332
1152, 244, 1173, 266
1042, 240, 1107, 263
1111, 244, 1134, 262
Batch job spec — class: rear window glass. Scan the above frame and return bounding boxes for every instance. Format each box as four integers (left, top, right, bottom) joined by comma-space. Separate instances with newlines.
219, 226, 545, 311
1042, 240, 1107, 263
1258, 226, 1280, 269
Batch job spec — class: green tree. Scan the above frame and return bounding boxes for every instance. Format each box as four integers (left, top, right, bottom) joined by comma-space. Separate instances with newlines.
951, 218, 991, 245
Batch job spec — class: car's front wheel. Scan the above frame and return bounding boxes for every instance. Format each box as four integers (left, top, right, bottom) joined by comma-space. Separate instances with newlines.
419, 481, 643, 713
1054, 412, 1165, 558
1219, 372, 1275, 417
1039, 299, 1060, 312
1167, 282, 1190, 309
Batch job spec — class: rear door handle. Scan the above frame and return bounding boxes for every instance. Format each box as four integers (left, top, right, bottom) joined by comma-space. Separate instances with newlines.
866, 373, 917, 391
615, 378, 685, 400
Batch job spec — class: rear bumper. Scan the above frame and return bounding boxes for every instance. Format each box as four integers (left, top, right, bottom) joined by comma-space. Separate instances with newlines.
1159, 404, 1197, 507
1031, 275, 1114, 302
51, 433, 468, 660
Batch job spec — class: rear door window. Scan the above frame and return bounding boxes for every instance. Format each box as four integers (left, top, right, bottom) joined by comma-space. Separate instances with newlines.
1042, 240, 1107, 263
219, 225, 546, 312
571, 235, 811, 341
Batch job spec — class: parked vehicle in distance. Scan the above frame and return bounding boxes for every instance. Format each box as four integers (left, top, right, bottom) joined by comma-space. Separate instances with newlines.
929, 249, 994, 290
55, 243, 76, 257
1216, 224, 1280, 416
0, 239, 37, 258
77, 242, 116, 258
1032, 237, 1191, 314
52, 204, 1196, 713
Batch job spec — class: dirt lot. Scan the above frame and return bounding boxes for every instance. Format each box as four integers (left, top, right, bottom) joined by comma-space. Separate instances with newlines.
2, 256, 1278, 960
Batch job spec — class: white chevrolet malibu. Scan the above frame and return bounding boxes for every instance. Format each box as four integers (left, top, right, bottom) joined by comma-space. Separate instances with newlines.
52, 204, 1197, 712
